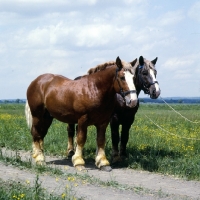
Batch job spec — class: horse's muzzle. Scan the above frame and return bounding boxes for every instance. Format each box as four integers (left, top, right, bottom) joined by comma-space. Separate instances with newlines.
150, 88, 161, 99
124, 96, 138, 108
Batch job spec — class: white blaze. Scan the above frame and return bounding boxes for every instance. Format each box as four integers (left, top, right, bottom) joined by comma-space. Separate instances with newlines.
150, 69, 160, 92
124, 71, 137, 101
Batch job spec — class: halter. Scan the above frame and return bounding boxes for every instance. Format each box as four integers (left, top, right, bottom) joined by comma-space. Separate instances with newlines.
138, 65, 159, 94
115, 67, 136, 98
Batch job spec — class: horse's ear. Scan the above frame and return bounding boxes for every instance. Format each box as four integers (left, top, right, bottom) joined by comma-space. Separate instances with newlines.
151, 57, 158, 65
130, 58, 137, 67
116, 56, 122, 70
139, 56, 144, 66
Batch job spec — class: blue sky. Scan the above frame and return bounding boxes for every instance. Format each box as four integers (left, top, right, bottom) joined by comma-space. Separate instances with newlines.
0, 0, 200, 99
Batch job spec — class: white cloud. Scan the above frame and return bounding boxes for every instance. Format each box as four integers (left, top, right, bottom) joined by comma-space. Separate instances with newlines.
172, 69, 191, 80
188, 1, 200, 22
162, 56, 195, 71
75, 24, 132, 47
27, 28, 50, 47
159, 10, 184, 26
0, 1, 200, 98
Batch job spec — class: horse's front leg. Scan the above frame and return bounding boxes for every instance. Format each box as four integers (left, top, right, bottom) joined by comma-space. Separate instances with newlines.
72, 118, 87, 171
110, 114, 121, 163
120, 122, 132, 159
67, 123, 76, 158
95, 124, 112, 172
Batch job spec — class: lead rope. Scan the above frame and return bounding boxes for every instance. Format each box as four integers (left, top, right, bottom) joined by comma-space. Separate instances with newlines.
160, 96, 200, 124
144, 114, 200, 141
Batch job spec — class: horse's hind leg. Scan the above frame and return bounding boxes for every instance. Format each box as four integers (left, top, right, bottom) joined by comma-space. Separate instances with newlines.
31, 109, 53, 165
67, 124, 76, 158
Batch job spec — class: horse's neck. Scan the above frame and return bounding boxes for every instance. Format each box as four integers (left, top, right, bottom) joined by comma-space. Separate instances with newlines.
92, 66, 116, 91
135, 76, 142, 97
89, 66, 117, 107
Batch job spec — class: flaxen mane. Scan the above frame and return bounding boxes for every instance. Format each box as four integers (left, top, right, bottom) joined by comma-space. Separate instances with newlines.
87, 60, 135, 75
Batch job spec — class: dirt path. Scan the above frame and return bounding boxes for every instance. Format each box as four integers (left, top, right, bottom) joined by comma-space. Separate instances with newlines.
1, 148, 200, 200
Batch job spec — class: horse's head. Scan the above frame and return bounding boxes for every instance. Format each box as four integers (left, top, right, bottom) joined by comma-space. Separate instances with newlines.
136, 56, 160, 99
115, 56, 138, 108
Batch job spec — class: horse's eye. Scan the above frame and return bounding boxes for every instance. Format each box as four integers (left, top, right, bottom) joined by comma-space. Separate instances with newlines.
142, 71, 148, 76
120, 76, 125, 81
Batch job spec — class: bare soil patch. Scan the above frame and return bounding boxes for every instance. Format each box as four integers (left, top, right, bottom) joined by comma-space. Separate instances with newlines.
1, 148, 200, 200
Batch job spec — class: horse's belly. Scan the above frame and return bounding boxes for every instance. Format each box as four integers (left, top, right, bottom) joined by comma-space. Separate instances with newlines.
47, 108, 79, 124
55, 114, 78, 124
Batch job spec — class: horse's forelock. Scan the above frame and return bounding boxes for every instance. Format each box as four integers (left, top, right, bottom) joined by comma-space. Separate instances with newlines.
121, 60, 136, 75
143, 59, 156, 72
121, 61, 132, 70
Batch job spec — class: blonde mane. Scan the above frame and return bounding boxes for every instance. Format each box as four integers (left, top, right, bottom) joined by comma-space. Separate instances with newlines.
87, 60, 135, 75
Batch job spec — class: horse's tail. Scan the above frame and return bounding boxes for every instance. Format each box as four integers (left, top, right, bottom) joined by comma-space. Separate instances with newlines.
25, 101, 32, 129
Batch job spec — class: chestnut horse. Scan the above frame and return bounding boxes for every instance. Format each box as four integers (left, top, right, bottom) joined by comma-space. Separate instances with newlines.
110, 56, 161, 163
66, 58, 138, 159
25, 57, 138, 172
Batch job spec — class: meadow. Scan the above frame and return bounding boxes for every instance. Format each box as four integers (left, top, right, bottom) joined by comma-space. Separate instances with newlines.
0, 103, 200, 181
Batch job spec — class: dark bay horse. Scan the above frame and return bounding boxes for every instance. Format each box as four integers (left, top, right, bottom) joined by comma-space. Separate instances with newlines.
110, 56, 161, 163
25, 57, 138, 171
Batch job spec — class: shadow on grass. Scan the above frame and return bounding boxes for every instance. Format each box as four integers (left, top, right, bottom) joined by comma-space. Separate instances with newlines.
46, 146, 183, 173
110, 146, 182, 172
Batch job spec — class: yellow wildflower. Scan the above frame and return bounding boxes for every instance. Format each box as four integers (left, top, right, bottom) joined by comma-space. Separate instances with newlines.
62, 193, 66, 198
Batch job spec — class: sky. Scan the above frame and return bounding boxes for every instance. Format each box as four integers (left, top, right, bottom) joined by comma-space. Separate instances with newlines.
0, 0, 200, 99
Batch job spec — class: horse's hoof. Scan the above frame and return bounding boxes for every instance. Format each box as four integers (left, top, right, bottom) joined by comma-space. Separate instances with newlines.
111, 156, 122, 164
120, 155, 128, 161
36, 160, 46, 166
100, 165, 112, 172
67, 150, 75, 159
75, 165, 87, 172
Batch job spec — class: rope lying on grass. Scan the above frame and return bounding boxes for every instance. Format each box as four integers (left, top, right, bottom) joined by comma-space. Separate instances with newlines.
160, 96, 200, 124
144, 114, 200, 141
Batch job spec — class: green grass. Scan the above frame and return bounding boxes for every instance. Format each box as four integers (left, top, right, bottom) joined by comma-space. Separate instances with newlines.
0, 103, 200, 180
0, 175, 76, 200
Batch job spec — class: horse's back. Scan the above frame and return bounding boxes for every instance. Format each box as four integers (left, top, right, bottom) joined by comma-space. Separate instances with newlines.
28, 73, 71, 92
27, 73, 71, 112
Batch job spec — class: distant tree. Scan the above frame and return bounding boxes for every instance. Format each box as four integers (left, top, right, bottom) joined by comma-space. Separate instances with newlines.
178, 99, 183, 103
15, 99, 20, 103
139, 98, 144, 103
